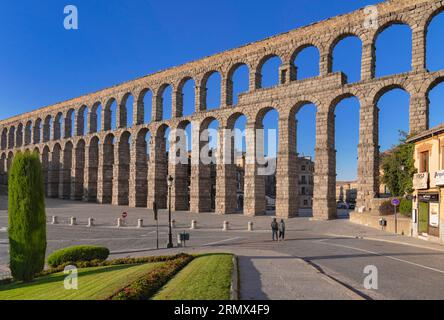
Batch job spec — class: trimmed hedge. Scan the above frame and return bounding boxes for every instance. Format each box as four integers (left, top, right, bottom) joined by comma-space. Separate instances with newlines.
109, 254, 193, 300
399, 198, 412, 217
47, 245, 110, 268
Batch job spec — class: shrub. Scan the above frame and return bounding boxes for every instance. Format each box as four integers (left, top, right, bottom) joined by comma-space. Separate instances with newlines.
8, 152, 46, 282
399, 198, 412, 217
47, 245, 110, 268
110, 254, 193, 300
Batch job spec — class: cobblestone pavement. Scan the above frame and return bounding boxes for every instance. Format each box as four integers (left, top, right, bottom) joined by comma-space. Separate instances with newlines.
1, 197, 444, 299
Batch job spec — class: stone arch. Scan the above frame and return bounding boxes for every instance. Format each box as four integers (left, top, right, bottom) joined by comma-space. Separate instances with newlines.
373, 20, 413, 77
43, 115, 52, 142
0, 152, 6, 186
99, 133, 115, 204
226, 63, 250, 106
49, 143, 62, 198
59, 141, 73, 199
90, 102, 102, 133
137, 88, 153, 124
148, 124, 170, 209
199, 70, 222, 111
176, 76, 196, 117
119, 92, 134, 128
154, 83, 173, 121
42, 146, 50, 196
24, 121, 32, 145
71, 139, 86, 200
426, 76, 444, 129
16, 123, 23, 147
8, 126, 15, 149
104, 98, 117, 131
291, 43, 321, 80
328, 33, 363, 83
77, 105, 88, 136
132, 127, 151, 207
64, 109, 75, 138
33, 118, 42, 144
255, 54, 283, 89
53, 112, 63, 140
114, 131, 131, 205
1, 128, 7, 150
85, 136, 100, 202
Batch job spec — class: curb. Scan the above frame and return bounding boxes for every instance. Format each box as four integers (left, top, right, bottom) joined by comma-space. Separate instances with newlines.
230, 255, 239, 300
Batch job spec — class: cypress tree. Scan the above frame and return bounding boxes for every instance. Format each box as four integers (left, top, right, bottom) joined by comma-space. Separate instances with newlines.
8, 151, 46, 282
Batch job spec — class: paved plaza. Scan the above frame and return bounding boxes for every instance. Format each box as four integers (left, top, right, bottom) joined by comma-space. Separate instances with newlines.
1, 196, 444, 299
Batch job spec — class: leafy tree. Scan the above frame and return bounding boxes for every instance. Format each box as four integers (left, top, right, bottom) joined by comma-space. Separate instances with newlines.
381, 131, 416, 197
8, 151, 46, 282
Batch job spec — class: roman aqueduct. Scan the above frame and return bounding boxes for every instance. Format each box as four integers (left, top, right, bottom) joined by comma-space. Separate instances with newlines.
0, 0, 443, 219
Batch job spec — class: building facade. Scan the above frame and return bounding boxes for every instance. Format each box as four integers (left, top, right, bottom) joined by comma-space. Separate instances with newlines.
408, 125, 444, 242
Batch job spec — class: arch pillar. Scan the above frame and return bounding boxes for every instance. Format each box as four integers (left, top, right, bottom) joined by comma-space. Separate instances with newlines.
361, 40, 375, 80
410, 92, 428, 134
411, 25, 426, 73
276, 116, 299, 218
113, 138, 130, 206
48, 149, 60, 198
172, 90, 183, 118
244, 121, 266, 216
279, 63, 296, 84
147, 134, 168, 209
319, 51, 331, 77
190, 124, 213, 213
215, 127, 237, 215
357, 102, 379, 211
83, 141, 99, 202
195, 84, 207, 112
312, 109, 336, 220
222, 76, 234, 107
59, 144, 72, 199
71, 143, 85, 201
249, 71, 261, 91
88, 111, 97, 134
97, 140, 114, 204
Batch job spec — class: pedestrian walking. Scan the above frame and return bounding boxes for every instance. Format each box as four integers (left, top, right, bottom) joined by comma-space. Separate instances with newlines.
279, 219, 286, 241
271, 218, 278, 241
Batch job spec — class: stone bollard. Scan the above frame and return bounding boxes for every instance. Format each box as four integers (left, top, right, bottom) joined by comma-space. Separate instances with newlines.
87, 218, 94, 228
190, 220, 197, 230
223, 221, 229, 231
52, 216, 58, 225
171, 219, 176, 229
70, 217, 77, 226
137, 219, 144, 228
117, 218, 123, 228
248, 221, 253, 231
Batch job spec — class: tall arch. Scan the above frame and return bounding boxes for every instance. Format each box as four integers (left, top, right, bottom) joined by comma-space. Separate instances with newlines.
48, 143, 61, 198
227, 63, 249, 106
131, 128, 151, 207
374, 22, 412, 77
77, 105, 88, 136
201, 71, 221, 111
59, 141, 73, 199
84, 136, 100, 202
256, 55, 282, 89
0, 153, 6, 186
98, 133, 115, 204
137, 88, 153, 124
53, 113, 63, 140
148, 124, 169, 209
292, 45, 320, 80
1, 128, 7, 150
16, 123, 23, 147
330, 35, 362, 83
24, 121, 32, 145
43, 115, 52, 142
8, 126, 15, 149
42, 146, 50, 196
64, 109, 75, 138
119, 93, 134, 128
177, 77, 196, 117
427, 79, 444, 129
90, 102, 102, 133
104, 98, 117, 131
155, 84, 172, 121
426, 10, 444, 72
72, 139, 86, 200
114, 131, 131, 205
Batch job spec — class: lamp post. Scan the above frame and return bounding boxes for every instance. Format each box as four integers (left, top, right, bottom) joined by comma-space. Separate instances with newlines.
167, 175, 174, 248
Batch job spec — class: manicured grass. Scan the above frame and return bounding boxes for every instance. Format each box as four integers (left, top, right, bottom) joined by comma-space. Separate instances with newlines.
0, 262, 162, 300
153, 253, 233, 300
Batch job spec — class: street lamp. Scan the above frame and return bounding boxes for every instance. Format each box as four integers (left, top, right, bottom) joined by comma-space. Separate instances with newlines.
167, 175, 174, 249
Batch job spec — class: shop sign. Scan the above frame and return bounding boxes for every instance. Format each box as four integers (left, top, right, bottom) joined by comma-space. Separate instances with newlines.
433, 170, 444, 186
413, 173, 429, 190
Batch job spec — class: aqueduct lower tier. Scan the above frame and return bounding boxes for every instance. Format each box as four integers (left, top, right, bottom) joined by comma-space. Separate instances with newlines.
1, 0, 444, 219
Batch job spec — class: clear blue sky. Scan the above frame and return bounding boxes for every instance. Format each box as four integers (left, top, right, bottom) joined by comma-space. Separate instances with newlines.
1, 0, 444, 181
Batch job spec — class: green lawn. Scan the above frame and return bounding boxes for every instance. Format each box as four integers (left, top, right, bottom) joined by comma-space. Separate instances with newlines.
0, 262, 162, 300
153, 253, 233, 300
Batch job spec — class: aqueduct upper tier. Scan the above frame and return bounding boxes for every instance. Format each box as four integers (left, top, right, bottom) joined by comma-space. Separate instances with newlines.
1, 0, 444, 219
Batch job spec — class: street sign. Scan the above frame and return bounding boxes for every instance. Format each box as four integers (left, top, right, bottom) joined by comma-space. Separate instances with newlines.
391, 198, 400, 206
122, 212, 128, 219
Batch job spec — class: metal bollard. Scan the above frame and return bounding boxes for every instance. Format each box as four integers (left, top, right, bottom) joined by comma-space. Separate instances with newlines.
171, 219, 176, 229
70, 217, 77, 226
248, 221, 253, 231
52, 216, 58, 225
87, 218, 94, 228
223, 221, 229, 231
190, 220, 197, 230
137, 219, 144, 228
117, 218, 123, 228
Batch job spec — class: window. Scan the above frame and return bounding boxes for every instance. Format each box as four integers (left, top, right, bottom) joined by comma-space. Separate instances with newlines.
301, 165, 306, 171
301, 176, 307, 184
301, 187, 306, 195
420, 151, 430, 173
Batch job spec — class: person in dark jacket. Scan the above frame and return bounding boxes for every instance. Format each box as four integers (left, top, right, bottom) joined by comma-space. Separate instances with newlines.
271, 218, 278, 241
279, 219, 286, 241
